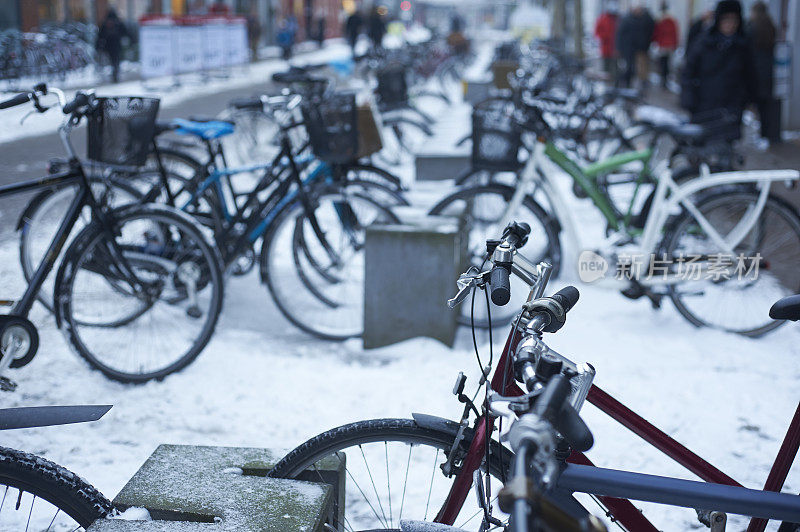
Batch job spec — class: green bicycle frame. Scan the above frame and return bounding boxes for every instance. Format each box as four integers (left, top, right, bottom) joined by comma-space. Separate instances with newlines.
543, 141, 653, 233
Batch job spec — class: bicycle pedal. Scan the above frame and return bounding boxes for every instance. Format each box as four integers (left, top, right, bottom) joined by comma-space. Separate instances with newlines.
0, 376, 18, 392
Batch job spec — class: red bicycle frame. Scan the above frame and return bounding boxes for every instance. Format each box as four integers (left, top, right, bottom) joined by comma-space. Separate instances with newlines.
433, 325, 800, 530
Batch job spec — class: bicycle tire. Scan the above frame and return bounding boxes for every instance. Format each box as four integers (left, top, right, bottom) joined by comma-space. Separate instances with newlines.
53, 203, 224, 383
662, 190, 800, 336
0, 446, 112, 529
268, 418, 511, 531
18, 176, 143, 314
260, 185, 399, 340
429, 184, 561, 328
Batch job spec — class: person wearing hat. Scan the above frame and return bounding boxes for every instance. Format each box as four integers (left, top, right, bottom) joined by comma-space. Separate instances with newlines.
680, 0, 755, 136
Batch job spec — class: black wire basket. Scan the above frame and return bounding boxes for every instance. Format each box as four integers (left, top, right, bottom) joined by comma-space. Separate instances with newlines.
86, 96, 160, 168
376, 62, 409, 108
471, 98, 522, 171
301, 91, 359, 164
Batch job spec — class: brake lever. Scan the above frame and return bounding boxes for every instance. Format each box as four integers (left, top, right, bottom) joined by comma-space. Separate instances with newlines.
447, 269, 490, 309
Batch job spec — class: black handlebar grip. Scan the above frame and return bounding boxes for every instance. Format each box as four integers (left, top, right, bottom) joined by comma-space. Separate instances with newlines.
490, 263, 512, 306
556, 404, 594, 453
0, 93, 31, 110
533, 374, 571, 423
551, 285, 580, 314
63, 92, 89, 115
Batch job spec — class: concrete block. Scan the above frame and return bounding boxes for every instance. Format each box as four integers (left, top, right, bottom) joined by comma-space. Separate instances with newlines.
415, 154, 471, 182
363, 207, 467, 349
94, 444, 344, 532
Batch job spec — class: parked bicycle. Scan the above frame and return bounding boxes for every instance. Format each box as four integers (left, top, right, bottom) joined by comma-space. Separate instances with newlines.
269, 222, 800, 531
0, 404, 113, 530
0, 84, 224, 386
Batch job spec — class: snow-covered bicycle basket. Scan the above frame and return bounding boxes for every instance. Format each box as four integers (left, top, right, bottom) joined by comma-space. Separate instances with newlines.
86, 96, 160, 168
471, 98, 523, 172
302, 91, 359, 164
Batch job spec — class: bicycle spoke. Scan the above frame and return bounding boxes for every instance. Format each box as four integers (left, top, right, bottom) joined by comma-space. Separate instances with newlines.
398, 444, 412, 524
358, 445, 389, 527
385, 442, 392, 526
424, 448, 440, 521
345, 464, 387, 527
45, 508, 60, 531
24, 494, 34, 532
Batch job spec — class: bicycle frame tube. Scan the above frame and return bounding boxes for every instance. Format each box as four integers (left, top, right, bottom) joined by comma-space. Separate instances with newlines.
2, 169, 86, 317
436, 318, 800, 528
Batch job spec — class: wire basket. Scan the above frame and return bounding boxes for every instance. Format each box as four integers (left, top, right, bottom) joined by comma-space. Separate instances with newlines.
302, 91, 358, 164
471, 98, 522, 171
86, 96, 160, 168
376, 62, 408, 108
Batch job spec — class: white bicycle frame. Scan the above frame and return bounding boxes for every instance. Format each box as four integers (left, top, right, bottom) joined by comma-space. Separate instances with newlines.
495, 137, 800, 287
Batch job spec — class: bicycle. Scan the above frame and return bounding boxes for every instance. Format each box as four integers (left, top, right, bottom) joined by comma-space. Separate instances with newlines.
431, 93, 800, 336
269, 222, 800, 531
0, 84, 224, 385
0, 404, 113, 530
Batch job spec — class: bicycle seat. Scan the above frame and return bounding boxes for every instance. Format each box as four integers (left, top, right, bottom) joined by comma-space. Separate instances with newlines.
769, 295, 800, 321
171, 118, 235, 140
230, 97, 263, 111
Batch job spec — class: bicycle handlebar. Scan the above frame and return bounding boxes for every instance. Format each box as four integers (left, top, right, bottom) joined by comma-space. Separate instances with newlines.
0, 92, 31, 110
490, 222, 531, 306
62, 91, 89, 115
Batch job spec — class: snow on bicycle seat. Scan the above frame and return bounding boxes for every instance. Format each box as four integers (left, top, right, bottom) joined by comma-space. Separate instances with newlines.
769, 294, 800, 321
171, 118, 235, 140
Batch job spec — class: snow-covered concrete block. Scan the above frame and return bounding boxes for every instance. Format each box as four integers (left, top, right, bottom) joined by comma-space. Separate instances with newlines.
94, 444, 343, 531
364, 207, 468, 349
415, 154, 471, 182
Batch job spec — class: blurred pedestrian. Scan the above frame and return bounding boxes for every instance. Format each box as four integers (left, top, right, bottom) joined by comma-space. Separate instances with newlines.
593, 2, 618, 83
653, 2, 678, 89
748, 1, 779, 141
616, 5, 654, 90
314, 11, 326, 48
446, 13, 470, 55
345, 9, 364, 54
367, 6, 386, 51
681, 0, 755, 135
96, 8, 129, 83
246, 6, 261, 62
277, 17, 296, 59
687, 9, 714, 51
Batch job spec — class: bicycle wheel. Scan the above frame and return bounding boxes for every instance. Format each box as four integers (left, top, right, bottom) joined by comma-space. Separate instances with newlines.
54, 203, 224, 383
0, 446, 112, 530
429, 184, 561, 328
217, 108, 283, 166
663, 190, 800, 336
268, 418, 511, 531
19, 176, 142, 313
261, 186, 398, 340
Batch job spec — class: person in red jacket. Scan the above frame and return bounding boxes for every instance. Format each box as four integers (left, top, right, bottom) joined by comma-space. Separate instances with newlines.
594, 4, 619, 83
653, 2, 679, 89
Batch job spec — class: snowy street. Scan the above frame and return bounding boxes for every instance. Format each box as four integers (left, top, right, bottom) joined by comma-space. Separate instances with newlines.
0, 41, 799, 532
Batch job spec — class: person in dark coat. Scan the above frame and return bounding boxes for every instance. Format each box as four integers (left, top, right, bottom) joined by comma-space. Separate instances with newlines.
686, 10, 714, 51
96, 9, 129, 83
367, 7, 386, 50
747, 1, 779, 141
345, 10, 363, 54
681, 0, 756, 136
314, 12, 326, 48
616, 6, 655, 90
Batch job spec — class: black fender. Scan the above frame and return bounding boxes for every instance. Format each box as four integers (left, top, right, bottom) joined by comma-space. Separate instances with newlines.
411, 413, 464, 437
0, 405, 111, 430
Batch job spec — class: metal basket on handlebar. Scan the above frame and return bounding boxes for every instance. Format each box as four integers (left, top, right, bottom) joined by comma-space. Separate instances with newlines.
86, 96, 160, 168
471, 98, 523, 171
376, 62, 409, 108
301, 91, 358, 164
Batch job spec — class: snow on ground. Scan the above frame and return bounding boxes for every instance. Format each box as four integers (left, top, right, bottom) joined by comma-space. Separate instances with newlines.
0, 44, 799, 531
